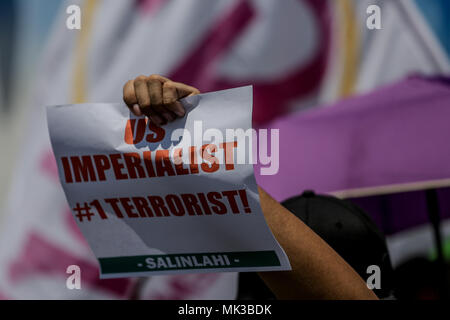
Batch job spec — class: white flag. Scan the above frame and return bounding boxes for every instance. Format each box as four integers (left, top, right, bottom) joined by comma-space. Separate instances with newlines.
0, 0, 331, 299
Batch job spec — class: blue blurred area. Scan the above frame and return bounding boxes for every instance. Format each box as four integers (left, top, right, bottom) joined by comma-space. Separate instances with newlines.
415, 0, 450, 57
0, 0, 15, 108
16, 0, 62, 50
13, 0, 62, 68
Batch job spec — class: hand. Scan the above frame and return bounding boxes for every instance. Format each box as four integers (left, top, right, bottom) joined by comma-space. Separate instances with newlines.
123, 74, 200, 126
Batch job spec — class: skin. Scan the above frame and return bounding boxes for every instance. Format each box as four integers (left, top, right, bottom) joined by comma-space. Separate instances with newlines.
123, 74, 199, 126
123, 75, 378, 300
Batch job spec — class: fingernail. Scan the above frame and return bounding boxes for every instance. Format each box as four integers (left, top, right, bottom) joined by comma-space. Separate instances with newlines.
132, 104, 142, 116
174, 107, 185, 117
162, 113, 174, 122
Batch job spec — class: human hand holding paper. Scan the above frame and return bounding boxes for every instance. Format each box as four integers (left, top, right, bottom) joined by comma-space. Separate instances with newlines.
123, 74, 200, 126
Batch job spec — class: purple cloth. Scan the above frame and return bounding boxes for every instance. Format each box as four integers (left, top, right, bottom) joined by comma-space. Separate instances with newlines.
256, 75, 450, 203
350, 187, 450, 235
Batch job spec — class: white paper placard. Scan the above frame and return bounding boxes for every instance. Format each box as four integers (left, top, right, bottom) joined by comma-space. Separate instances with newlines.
47, 86, 291, 278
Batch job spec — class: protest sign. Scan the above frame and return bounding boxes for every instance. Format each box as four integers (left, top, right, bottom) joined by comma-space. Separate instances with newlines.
47, 86, 291, 278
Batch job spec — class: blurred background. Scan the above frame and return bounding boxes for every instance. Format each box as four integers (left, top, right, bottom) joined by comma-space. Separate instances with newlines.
0, 0, 449, 299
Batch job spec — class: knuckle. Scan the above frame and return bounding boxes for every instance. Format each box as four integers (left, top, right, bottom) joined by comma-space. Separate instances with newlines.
123, 95, 134, 104
135, 75, 147, 82
148, 74, 160, 81
146, 78, 159, 87
163, 81, 175, 89
144, 107, 156, 116
139, 100, 151, 108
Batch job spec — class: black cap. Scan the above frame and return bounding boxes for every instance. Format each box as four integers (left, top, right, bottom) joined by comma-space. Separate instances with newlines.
282, 190, 394, 298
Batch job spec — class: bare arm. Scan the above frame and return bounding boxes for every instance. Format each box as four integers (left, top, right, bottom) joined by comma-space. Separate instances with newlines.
257, 187, 378, 300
